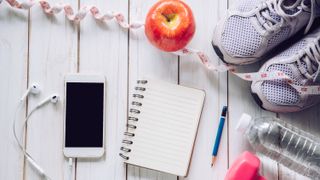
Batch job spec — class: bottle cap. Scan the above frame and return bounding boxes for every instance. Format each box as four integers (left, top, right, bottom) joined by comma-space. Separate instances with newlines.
236, 113, 252, 133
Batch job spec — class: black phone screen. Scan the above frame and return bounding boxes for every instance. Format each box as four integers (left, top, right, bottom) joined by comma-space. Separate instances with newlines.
65, 82, 104, 148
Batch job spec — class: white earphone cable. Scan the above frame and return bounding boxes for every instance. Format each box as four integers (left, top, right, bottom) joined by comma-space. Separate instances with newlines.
13, 101, 52, 180
68, 157, 74, 180
12, 91, 120, 180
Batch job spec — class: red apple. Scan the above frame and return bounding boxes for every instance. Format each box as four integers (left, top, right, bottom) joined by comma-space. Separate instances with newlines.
145, 0, 196, 52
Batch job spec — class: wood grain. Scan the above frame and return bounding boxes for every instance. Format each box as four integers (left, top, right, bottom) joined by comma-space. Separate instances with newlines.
179, 0, 228, 179
227, 64, 279, 180
0, 3, 28, 180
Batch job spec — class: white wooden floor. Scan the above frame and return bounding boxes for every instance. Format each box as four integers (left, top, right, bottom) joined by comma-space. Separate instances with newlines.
1, 0, 320, 180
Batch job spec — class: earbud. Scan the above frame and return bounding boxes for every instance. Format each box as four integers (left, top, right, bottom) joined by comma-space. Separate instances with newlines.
20, 83, 41, 101
36, 94, 60, 108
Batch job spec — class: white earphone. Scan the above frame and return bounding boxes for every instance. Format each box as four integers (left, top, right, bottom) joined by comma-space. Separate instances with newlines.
20, 83, 41, 101
36, 94, 60, 108
14, 83, 60, 180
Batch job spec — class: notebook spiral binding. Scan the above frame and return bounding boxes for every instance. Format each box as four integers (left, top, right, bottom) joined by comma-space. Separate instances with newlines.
119, 80, 148, 160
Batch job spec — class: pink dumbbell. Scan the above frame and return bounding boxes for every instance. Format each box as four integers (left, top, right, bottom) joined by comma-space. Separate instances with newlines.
225, 151, 266, 180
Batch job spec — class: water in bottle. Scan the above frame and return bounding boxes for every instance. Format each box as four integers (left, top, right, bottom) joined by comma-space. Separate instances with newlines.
236, 113, 320, 179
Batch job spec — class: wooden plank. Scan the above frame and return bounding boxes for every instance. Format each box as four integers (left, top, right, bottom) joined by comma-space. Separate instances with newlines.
0, 3, 28, 180
228, 66, 278, 180
178, 0, 228, 179
226, 0, 279, 179
127, 0, 178, 179
25, 1, 78, 179
75, 0, 128, 179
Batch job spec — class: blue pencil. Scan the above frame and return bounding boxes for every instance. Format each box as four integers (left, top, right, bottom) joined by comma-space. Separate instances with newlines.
211, 106, 228, 167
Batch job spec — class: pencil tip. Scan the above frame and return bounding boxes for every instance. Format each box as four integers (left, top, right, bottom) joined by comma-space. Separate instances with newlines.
211, 156, 216, 167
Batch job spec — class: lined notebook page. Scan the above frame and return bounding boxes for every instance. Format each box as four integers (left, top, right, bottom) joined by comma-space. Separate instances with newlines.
124, 80, 205, 176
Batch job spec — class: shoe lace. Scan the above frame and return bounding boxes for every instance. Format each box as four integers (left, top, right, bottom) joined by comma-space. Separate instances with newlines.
256, 0, 317, 34
296, 37, 320, 81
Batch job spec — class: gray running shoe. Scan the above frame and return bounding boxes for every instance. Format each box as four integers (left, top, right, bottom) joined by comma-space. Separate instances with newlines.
251, 27, 320, 112
212, 0, 320, 65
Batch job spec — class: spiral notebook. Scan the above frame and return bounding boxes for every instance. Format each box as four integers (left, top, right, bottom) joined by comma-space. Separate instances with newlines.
119, 79, 205, 177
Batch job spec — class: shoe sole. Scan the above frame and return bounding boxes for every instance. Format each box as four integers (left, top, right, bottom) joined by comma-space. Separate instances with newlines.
211, 41, 234, 65
211, 40, 260, 66
251, 92, 266, 110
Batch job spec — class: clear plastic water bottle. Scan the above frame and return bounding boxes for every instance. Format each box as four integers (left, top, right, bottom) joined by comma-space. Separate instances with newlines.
236, 113, 320, 179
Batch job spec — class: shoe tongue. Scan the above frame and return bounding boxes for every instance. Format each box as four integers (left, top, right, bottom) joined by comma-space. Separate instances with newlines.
269, 11, 281, 21
302, 0, 311, 7
281, 0, 305, 14
282, 0, 298, 6
262, 5, 281, 22
282, 0, 311, 7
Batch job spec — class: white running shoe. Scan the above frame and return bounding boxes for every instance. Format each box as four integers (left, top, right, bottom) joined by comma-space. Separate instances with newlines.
251, 27, 320, 113
212, 0, 320, 65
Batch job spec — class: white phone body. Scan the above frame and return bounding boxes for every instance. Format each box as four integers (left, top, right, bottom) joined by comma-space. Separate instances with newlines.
63, 74, 106, 158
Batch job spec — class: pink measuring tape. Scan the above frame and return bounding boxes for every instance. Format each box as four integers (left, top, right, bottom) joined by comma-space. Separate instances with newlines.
5, 0, 145, 29
2, 0, 320, 95
174, 48, 320, 95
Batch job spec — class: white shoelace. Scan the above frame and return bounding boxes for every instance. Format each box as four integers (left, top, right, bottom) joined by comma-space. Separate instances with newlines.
297, 37, 320, 80
256, 0, 318, 34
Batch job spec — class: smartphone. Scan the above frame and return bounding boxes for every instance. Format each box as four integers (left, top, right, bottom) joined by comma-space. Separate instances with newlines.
63, 74, 106, 158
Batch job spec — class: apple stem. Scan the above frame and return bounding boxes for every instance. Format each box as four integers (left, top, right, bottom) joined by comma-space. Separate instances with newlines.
162, 13, 175, 22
